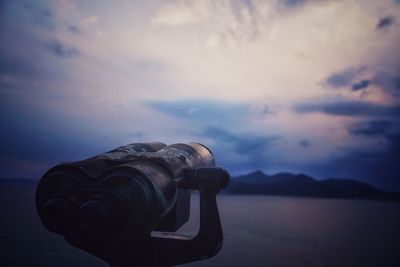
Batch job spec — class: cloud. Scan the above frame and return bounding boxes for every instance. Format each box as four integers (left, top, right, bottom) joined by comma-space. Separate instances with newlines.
83, 15, 98, 25
325, 67, 365, 88
294, 100, 400, 117
261, 105, 276, 115
152, 0, 209, 26
145, 99, 283, 173
299, 139, 311, 147
312, 133, 400, 190
0, 43, 53, 87
0, 96, 112, 179
374, 71, 400, 97
203, 126, 279, 154
377, 16, 395, 29
125, 132, 146, 140
347, 120, 392, 136
282, 0, 305, 7
0, 54, 38, 79
0, 1, 55, 31
145, 99, 250, 126
45, 41, 80, 58
68, 25, 80, 34
325, 66, 400, 97
153, 0, 318, 47
351, 79, 371, 91
200, 126, 280, 173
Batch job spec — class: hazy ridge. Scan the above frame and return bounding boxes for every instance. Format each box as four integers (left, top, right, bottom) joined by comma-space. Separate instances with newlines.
227, 170, 400, 200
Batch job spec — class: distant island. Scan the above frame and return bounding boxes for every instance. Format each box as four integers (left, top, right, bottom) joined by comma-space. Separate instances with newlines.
226, 170, 400, 201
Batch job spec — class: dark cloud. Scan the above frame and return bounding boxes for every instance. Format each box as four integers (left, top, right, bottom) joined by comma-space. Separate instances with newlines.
0, 55, 38, 78
374, 71, 400, 97
326, 68, 364, 88
261, 105, 276, 115
2, 1, 56, 30
325, 66, 400, 97
235, 0, 255, 11
146, 99, 249, 126
347, 120, 392, 136
201, 127, 280, 173
147, 99, 281, 173
311, 133, 400, 190
203, 127, 279, 155
377, 16, 395, 29
299, 139, 311, 147
295, 100, 400, 117
0, 43, 53, 87
352, 79, 371, 91
41, 9, 51, 18
282, 0, 305, 7
125, 132, 146, 140
45, 41, 80, 58
0, 97, 111, 179
68, 25, 80, 34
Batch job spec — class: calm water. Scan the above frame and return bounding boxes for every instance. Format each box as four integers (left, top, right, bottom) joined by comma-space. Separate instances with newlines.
1, 181, 399, 267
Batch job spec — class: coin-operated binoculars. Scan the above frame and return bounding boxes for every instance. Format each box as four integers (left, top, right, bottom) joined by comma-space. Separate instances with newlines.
36, 142, 229, 267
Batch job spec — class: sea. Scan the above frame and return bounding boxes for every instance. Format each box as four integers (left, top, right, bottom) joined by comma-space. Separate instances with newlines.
1, 180, 399, 267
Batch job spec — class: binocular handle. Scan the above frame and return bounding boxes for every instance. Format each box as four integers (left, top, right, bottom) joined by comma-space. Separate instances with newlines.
151, 167, 229, 266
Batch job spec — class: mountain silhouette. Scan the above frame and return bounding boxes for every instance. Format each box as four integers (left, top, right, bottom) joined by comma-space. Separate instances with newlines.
227, 170, 400, 200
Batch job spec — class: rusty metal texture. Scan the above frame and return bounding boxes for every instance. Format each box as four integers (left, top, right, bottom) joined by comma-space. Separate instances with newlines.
111, 143, 216, 179
35, 142, 228, 267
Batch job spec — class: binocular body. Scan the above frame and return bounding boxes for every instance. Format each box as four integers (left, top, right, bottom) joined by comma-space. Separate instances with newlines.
36, 142, 229, 267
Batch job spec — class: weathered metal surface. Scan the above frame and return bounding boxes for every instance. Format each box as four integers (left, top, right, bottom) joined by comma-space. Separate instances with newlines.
36, 142, 228, 267
36, 142, 166, 199
107, 143, 216, 178
97, 142, 166, 162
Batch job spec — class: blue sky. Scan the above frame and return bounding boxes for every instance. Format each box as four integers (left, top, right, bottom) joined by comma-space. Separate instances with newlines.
0, 0, 399, 190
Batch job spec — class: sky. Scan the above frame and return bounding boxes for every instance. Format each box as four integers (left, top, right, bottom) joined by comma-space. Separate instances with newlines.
0, 0, 399, 190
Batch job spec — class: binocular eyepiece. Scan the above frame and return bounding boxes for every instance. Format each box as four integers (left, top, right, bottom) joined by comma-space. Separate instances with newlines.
36, 142, 229, 267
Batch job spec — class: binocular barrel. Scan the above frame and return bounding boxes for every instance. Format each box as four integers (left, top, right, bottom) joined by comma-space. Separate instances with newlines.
36, 142, 215, 241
